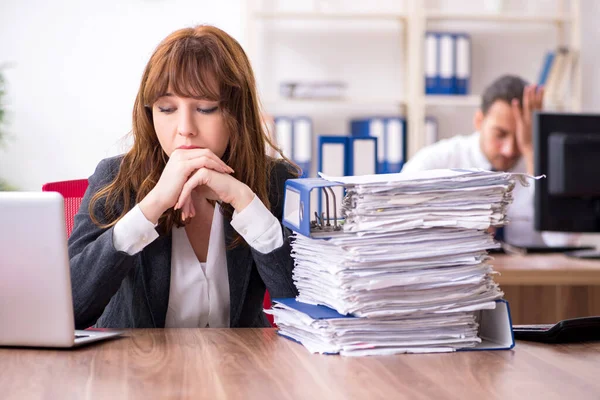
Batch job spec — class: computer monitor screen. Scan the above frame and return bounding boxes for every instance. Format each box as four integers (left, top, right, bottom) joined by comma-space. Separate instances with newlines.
534, 112, 600, 237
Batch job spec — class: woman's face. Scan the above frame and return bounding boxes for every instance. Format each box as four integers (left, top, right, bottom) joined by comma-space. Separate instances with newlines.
152, 85, 229, 158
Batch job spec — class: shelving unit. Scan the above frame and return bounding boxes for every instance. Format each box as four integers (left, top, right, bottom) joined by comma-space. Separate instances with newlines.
253, 11, 407, 21
262, 97, 406, 106
244, 0, 581, 160
424, 95, 480, 107
425, 11, 571, 23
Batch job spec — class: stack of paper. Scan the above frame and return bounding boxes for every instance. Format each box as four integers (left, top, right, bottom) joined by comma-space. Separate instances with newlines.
341, 168, 523, 233
268, 298, 482, 356
270, 169, 531, 355
291, 230, 500, 317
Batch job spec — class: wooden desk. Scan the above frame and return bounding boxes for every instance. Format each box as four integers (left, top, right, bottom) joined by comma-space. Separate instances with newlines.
1, 329, 599, 400
492, 254, 600, 324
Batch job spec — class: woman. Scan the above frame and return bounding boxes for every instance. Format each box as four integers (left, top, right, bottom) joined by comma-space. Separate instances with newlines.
68, 25, 299, 329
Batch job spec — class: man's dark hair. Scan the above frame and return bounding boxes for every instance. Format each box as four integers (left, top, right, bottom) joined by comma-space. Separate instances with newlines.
481, 75, 528, 115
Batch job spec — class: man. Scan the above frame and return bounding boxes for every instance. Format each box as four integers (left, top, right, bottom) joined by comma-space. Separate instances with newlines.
402, 75, 576, 247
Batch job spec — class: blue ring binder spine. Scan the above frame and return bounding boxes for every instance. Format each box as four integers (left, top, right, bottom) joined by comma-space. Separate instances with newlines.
325, 186, 339, 230
282, 179, 345, 238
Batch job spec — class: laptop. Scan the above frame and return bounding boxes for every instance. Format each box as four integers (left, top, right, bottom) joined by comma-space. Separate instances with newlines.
0, 192, 124, 347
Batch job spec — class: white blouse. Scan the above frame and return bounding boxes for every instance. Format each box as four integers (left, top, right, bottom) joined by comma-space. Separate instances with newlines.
112, 195, 284, 327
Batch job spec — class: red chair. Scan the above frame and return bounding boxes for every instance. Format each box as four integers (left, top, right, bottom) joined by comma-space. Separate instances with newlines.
42, 178, 276, 326
263, 290, 275, 327
42, 179, 89, 238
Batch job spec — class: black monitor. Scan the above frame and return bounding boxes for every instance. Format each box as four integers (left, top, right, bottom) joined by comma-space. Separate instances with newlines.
534, 112, 600, 259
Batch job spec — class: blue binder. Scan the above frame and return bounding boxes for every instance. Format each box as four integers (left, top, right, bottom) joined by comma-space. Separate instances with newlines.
454, 33, 471, 95
274, 116, 293, 160
274, 116, 313, 178
350, 117, 406, 173
318, 136, 347, 177
537, 51, 555, 86
315, 135, 376, 217
424, 32, 440, 94
273, 298, 516, 352
350, 118, 386, 173
347, 136, 377, 176
318, 135, 378, 177
292, 117, 312, 178
384, 117, 406, 173
282, 177, 344, 238
317, 136, 348, 224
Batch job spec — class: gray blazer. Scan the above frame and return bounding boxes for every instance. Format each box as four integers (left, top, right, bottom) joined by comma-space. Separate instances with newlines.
68, 155, 298, 329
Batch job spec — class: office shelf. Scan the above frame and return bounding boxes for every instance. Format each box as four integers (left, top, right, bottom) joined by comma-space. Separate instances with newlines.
425, 11, 571, 24
262, 97, 406, 106
253, 11, 407, 21
425, 95, 481, 107
246, 0, 581, 158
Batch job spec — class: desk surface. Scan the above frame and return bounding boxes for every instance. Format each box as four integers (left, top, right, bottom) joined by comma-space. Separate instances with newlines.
1, 329, 599, 400
492, 254, 600, 285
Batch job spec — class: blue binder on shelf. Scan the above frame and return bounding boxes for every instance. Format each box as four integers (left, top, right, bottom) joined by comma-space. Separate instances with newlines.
293, 117, 312, 178
350, 118, 386, 173
454, 33, 471, 95
273, 298, 516, 352
425, 32, 440, 94
317, 135, 377, 218
384, 117, 406, 173
347, 136, 377, 176
318, 135, 378, 177
318, 136, 347, 177
537, 51, 555, 86
274, 116, 293, 160
317, 136, 349, 224
350, 117, 406, 173
274, 116, 313, 178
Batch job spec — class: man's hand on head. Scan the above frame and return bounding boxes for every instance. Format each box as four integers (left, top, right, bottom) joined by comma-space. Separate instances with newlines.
512, 84, 544, 174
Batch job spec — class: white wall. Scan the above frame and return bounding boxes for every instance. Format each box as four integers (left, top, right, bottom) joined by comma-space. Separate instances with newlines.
580, 0, 600, 113
577, 0, 600, 246
0, 0, 242, 190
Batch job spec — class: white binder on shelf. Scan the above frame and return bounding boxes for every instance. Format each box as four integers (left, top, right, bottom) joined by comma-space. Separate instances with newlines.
263, 114, 277, 158
350, 117, 406, 174
274, 116, 313, 178
454, 33, 471, 95
348, 136, 377, 176
274, 117, 293, 160
438, 32, 455, 95
385, 117, 405, 173
350, 118, 385, 173
425, 32, 440, 94
293, 117, 313, 178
